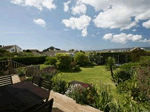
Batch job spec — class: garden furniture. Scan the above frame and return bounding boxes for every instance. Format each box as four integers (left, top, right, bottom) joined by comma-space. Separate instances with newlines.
0, 75, 13, 87
32, 75, 52, 102
0, 81, 50, 112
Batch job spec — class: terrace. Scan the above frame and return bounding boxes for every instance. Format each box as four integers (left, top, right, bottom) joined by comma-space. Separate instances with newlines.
4, 74, 101, 112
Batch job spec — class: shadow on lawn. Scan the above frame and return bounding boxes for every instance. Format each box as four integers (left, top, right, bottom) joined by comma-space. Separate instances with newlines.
82, 65, 95, 68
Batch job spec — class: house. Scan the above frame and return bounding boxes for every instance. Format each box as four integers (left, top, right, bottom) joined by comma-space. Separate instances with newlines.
0, 45, 22, 53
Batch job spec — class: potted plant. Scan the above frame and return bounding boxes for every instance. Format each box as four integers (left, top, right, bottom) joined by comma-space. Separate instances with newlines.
16, 67, 27, 82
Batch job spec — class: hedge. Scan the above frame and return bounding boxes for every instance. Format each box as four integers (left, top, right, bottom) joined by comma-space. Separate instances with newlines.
0, 56, 47, 65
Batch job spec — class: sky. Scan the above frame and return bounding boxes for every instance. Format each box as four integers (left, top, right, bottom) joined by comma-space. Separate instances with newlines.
1, 0, 150, 51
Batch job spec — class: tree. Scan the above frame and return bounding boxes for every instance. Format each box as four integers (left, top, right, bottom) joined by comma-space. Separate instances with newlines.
49, 46, 54, 50
69, 49, 75, 53
106, 57, 115, 81
0, 45, 2, 47
89, 51, 102, 65
55, 48, 60, 50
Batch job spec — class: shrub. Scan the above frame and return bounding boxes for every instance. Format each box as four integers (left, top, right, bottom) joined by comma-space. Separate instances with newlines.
66, 84, 99, 105
139, 56, 150, 67
38, 67, 58, 80
55, 53, 72, 70
65, 84, 88, 104
88, 51, 102, 65
44, 56, 57, 65
92, 82, 113, 111
74, 52, 89, 67
72, 65, 81, 72
52, 79, 68, 94
120, 62, 139, 70
114, 70, 133, 85
136, 67, 150, 102
13, 56, 46, 65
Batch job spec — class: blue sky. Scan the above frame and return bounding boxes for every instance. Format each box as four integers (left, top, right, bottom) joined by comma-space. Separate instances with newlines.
1, 0, 150, 51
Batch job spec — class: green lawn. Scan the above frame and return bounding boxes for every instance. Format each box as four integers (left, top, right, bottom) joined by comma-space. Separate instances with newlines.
56, 66, 123, 100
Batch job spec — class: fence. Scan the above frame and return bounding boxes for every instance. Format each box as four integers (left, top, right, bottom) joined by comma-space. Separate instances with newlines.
0, 58, 26, 75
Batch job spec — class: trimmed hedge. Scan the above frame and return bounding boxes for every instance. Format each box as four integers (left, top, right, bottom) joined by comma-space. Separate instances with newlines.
0, 56, 47, 65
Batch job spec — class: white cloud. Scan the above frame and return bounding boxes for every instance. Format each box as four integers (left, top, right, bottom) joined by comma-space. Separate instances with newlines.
132, 29, 137, 32
103, 33, 112, 40
103, 33, 142, 44
64, 0, 71, 12
10, 0, 56, 11
78, 0, 150, 30
139, 38, 150, 43
82, 28, 88, 37
62, 15, 91, 37
135, 9, 150, 22
142, 20, 150, 28
72, 3, 87, 15
33, 19, 46, 27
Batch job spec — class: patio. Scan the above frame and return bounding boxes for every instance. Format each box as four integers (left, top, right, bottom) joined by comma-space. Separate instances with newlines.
12, 75, 101, 112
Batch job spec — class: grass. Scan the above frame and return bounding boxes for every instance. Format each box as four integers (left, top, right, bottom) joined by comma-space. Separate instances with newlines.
56, 66, 124, 100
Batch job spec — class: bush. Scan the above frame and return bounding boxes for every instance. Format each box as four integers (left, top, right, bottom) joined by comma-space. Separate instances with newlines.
52, 79, 68, 94
44, 56, 57, 65
120, 62, 139, 70
136, 67, 150, 102
139, 56, 150, 67
38, 67, 58, 80
55, 53, 72, 70
72, 65, 81, 72
65, 84, 99, 105
114, 70, 133, 85
74, 52, 90, 67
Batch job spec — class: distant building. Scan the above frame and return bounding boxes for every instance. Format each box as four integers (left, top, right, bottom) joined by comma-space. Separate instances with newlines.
0, 45, 22, 53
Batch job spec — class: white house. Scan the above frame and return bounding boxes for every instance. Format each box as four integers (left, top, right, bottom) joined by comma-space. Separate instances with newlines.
0, 45, 22, 53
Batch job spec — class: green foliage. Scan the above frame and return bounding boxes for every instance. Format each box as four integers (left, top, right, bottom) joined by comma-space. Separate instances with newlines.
114, 70, 133, 85
74, 52, 90, 67
52, 78, 68, 94
88, 51, 103, 65
106, 57, 115, 67
0, 49, 7, 53
55, 53, 72, 70
14, 56, 46, 65
129, 49, 146, 62
72, 65, 81, 72
136, 67, 150, 102
93, 82, 113, 111
16, 67, 27, 77
139, 56, 150, 67
44, 56, 57, 65
120, 62, 139, 70
66, 84, 99, 105
38, 67, 57, 80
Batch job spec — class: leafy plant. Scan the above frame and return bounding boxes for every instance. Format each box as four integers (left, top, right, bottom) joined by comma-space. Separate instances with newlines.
114, 70, 133, 85
16, 67, 27, 77
44, 56, 57, 65
38, 67, 58, 80
55, 53, 72, 70
72, 65, 81, 72
88, 51, 103, 65
74, 52, 90, 67
52, 78, 68, 94
106, 57, 116, 81
120, 62, 139, 70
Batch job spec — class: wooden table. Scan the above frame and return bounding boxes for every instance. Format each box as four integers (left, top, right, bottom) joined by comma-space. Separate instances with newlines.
0, 81, 50, 112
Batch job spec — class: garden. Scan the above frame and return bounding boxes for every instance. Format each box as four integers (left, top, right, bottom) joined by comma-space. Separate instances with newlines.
1, 49, 150, 111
